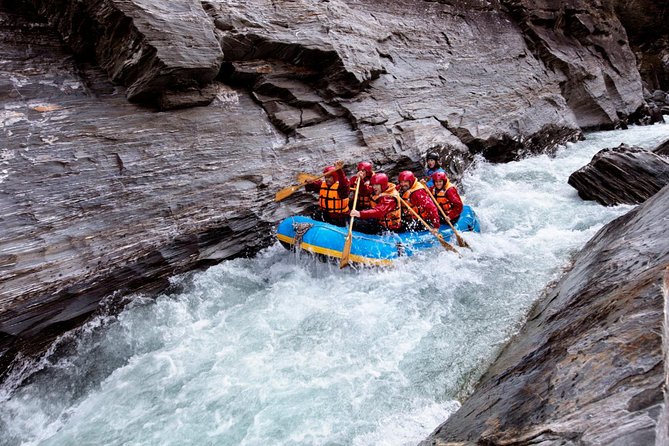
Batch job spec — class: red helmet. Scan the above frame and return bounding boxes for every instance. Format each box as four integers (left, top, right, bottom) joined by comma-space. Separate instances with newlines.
431, 171, 447, 182
398, 170, 416, 185
357, 161, 373, 175
369, 173, 389, 191
323, 166, 336, 174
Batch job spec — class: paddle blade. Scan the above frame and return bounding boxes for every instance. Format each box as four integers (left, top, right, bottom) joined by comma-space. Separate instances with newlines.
339, 234, 353, 268
275, 184, 301, 202
296, 172, 320, 183
455, 232, 471, 249
445, 219, 471, 250
434, 232, 459, 254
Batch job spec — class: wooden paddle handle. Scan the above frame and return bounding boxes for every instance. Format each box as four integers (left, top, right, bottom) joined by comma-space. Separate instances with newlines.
424, 186, 450, 222
339, 178, 361, 268
399, 197, 459, 254
275, 165, 344, 202
399, 197, 433, 229
424, 185, 471, 249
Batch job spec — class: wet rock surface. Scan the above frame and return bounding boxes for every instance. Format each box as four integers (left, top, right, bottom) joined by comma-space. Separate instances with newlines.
421, 184, 669, 446
0, 0, 656, 376
655, 138, 669, 156
568, 142, 669, 206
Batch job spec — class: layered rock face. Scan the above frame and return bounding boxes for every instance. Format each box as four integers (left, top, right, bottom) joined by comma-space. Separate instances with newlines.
421, 184, 669, 446
0, 0, 649, 374
568, 142, 669, 205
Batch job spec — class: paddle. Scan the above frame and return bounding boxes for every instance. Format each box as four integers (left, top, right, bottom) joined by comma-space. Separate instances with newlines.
423, 185, 471, 249
275, 166, 341, 202
339, 176, 362, 268
296, 172, 321, 183
399, 197, 459, 254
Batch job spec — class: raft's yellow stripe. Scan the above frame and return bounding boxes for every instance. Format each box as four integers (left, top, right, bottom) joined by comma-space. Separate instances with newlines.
276, 234, 392, 266
277, 234, 294, 244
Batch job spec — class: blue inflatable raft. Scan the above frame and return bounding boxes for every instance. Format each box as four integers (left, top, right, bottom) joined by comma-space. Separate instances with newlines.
276, 205, 481, 265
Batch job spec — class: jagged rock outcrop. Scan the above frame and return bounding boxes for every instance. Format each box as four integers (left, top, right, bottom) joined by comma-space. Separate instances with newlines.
0, 0, 652, 376
502, 0, 645, 130
421, 184, 669, 446
614, 0, 669, 124
28, 0, 224, 109
567, 142, 669, 205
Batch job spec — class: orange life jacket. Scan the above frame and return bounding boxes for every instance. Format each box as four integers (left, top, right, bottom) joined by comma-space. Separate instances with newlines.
401, 180, 431, 221
319, 181, 350, 215
433, 179, 461, 213
370, 183, 402, 230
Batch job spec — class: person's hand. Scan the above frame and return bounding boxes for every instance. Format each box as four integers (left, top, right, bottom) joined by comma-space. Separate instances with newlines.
357, 170, 366, 178
420, 178, 428, 185
334, 160, 344, 170
350, 209, 360, 218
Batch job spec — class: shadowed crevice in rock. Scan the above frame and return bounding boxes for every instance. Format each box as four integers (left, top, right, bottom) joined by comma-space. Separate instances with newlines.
206, 1, 386, 144
614, 0, 669, 94
655, 138, 669, 156
219, 59, 349, 138
449, 122, 583, 163
568, 142, 669, 205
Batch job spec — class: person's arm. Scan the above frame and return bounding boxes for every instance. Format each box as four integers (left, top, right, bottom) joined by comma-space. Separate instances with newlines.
304, 179, 322, 193
359, 182, 372, 197
359, 196, 394, 219
350, 173, 371, 197
446, 187, 463, 220
334, 169, 350, 197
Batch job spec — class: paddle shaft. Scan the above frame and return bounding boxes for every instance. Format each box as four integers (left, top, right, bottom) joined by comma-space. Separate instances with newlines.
399, 197, 459, 254
275, 166, 342, 202
423, 185, 471, 249
339, 177, 362, 268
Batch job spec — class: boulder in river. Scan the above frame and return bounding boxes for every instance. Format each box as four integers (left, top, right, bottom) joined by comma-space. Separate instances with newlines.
568, 143, 669, 205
